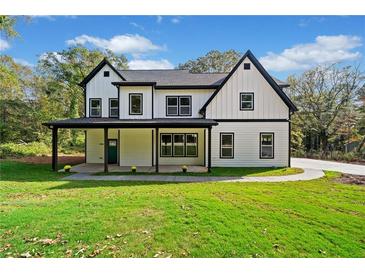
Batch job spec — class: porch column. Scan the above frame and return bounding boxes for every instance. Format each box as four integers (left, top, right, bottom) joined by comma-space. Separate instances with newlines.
207, 126, 212, 172
52, 126, 58, 171
104, 127, 108, 173
155, 127, 159, 173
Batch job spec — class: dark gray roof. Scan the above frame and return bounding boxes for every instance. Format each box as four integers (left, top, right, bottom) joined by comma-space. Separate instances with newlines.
43, 118, 218, 128
118, 69, 288, 87
118, 69, 226, 86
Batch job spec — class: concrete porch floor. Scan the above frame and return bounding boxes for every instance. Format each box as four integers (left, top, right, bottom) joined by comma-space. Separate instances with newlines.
68, 163, 208, 173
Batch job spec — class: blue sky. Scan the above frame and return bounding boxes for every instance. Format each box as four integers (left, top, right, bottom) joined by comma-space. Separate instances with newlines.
1, 15, 364, 79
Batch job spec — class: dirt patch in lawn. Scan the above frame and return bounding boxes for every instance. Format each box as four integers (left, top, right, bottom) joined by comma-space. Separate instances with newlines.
339, 174, 365, 186
12, 156, 84, 165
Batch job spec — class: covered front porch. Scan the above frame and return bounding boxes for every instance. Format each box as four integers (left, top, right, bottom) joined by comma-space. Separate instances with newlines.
69, 163, 208, 173
43, 118, 218, 173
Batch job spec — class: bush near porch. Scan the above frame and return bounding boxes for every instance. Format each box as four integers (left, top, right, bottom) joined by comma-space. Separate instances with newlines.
0, 161, 364, 258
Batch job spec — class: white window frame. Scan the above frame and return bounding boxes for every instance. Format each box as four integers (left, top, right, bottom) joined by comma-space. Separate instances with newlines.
260, 133, 274, 159
220, 133, 234, 159
129, 93, 143, 115
240, 92, 254, 111
89, 98, 102, 117
109, 98, 119, 118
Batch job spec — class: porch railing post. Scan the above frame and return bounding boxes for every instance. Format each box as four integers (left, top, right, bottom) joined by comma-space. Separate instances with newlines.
52, 126, 58, 171
208, 126, 212, 172
104, 127, 108, 173
155, 127, 159, 173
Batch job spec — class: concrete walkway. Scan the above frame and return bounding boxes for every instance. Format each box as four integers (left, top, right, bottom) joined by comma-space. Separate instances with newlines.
292, 158, 365, 176
63, 168, 324, 183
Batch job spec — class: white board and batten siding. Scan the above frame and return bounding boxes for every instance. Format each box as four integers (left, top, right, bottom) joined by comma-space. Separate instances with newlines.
205, 56, 290, 167
154, 89, 213, 118
119, 86, 153, 119
211, 122, 289, 167
85, 64, 121, 118
205, 57, 289, 120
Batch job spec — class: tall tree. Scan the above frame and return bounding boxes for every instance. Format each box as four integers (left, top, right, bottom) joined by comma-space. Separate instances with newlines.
0, 16, 18, 38
36, 46, 128, 144
287, 64, 365, 154
177, 50, 241, 73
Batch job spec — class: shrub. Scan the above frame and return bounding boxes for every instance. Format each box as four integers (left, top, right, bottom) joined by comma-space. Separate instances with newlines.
182, 165, 188, 173
0, 142, 51, 158
64, 165, 72, 172
131, 166, 137, 173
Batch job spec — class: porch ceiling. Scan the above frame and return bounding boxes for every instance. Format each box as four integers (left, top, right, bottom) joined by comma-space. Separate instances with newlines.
43, 118, 218, 128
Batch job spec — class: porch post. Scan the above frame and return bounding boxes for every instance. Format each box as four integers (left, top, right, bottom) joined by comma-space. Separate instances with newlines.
207, 126, 212, 172
155, 127, 159, 173
52, 126, 58, 171
104, 127, 108, 173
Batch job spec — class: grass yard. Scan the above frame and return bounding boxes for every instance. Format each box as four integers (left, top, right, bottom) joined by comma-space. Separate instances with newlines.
95, 167, 304, 177
0, 161, 364, 258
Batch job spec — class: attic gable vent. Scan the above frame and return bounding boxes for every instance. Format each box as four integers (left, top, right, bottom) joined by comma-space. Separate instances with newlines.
104, 71, 110, 77
244, 63, 251, 70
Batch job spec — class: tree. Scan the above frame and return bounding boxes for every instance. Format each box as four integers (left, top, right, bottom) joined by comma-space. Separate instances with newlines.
36, 46, 128, 145
287, 64, 365, 154
177, 50, 241, 73
0, 16, 18, 38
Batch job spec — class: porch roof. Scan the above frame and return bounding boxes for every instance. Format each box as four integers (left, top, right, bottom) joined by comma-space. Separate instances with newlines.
43, 118, 218, 128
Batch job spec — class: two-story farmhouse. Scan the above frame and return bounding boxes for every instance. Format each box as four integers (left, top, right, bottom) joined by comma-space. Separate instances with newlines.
44, 50, 297, 172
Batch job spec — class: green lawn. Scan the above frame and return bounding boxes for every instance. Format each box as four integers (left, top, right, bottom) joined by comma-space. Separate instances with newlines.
95, 167, 304, 177
0, 161, 364, 258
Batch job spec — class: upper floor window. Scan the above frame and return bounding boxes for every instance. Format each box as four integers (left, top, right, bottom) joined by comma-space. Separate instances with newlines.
244, 63, 251, 70
220, 133, 234, 159
240, 92, 254, 111
260, 133, 274, 159
109, 98, 119, 118
89, 98, 101, 117
129, 93, 143, 115
104, 71, 110, 77
166, 96, 192, 116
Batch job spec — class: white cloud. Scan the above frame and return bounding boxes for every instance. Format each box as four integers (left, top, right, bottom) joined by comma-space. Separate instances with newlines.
171, 17, 180, 24
30, 15, 56, 21
66, 34, 165, 57
130, 22, 144, 31
259, 35, 362, 72
128, 59, 174, 70
156, 16, 163, 23
298, 17, 325, 27
0, 38, 10, 51
39, 52, 65, 63
14, 58, 34, 67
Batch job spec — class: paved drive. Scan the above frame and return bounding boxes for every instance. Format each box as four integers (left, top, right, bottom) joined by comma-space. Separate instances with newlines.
292, 158, 365, 176
64, 168, 324, 182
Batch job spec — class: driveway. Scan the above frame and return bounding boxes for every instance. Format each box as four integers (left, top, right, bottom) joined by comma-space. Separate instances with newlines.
292, 158, 365, 176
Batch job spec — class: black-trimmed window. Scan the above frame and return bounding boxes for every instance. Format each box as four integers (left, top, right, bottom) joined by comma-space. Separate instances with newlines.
166, 96, 192, 116
220, 133, 234, 159
109, 98, 119, 118
104, 71, 110, 77
244, 63, 251, 70
129, 93, 143, 115
186, 133, 198, 157
160, 133, 198, 157
240, 92, 254, 111
260, 133, 274, 159
161, 134, 172, 157
89, 98, 101, 117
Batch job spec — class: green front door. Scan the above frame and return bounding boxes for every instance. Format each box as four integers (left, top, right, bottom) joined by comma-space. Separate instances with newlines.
108, 139, 118, 164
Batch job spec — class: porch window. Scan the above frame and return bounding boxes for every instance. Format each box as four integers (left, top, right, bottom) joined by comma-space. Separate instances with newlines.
186, 133, 198, 157
89, 98, 101, 117
260, 133, 274, 159
109, 98, 119, 118
129, 93, 143, 115
220, 133, 234, 158
240, 92, 254, 110
173, 134, 185, 156
161, 134, 172, 157
166, 96, 192, 116
166, 97, 178, 116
